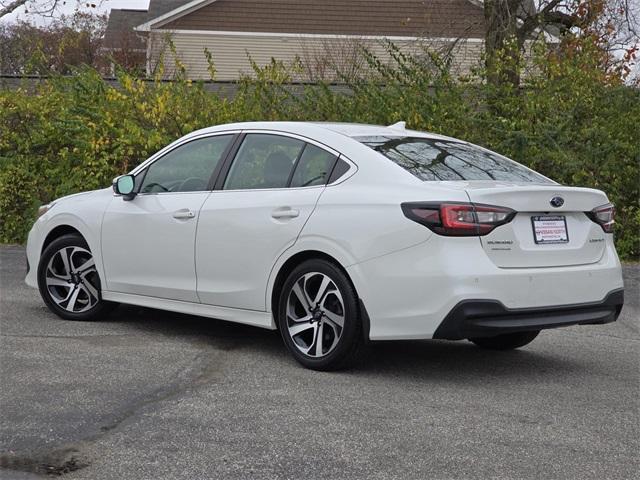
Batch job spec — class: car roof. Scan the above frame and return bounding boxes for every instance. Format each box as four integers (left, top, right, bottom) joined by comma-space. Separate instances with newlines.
187, 121, 459, 143
309, 122, 456, 141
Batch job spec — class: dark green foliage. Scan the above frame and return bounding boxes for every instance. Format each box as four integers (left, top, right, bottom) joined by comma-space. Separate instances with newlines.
0, 45, 638, 258
0, 159, 39, 243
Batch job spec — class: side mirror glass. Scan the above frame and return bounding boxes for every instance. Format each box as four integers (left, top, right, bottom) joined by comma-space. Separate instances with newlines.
113, 175, 136, 200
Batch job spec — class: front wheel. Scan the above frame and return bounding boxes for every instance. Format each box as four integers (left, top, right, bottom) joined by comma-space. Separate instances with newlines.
277, 259, 362, 371
37, 234, 116, 321
469, 330, 540, 350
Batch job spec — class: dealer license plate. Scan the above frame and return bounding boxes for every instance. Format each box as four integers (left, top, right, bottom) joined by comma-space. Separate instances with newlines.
531, 215, 569, 244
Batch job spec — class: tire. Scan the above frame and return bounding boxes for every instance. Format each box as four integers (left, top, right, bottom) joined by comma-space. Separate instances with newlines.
37, 233, 116, 321
277, 259, 362, 371
469, 330, 540, 350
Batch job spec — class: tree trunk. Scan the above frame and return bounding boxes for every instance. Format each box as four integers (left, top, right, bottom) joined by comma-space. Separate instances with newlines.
484, 0, 524, 88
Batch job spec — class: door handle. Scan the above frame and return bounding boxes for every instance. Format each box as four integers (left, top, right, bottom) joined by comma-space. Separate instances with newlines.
172, 209, 196, 219
271, 208, 300, 219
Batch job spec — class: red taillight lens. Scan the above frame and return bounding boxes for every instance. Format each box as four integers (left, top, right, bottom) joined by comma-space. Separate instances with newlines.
402, 202, 515, 236
440, 204, 481, 235
587, 203, 615, 233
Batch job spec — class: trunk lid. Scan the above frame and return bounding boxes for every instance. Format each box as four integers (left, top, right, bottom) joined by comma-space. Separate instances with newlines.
455, 182, 609, 268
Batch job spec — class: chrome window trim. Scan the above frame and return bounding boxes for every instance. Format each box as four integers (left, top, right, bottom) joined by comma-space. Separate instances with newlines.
130, 130, 241, 176
220, 129, 357, 191
126, 128, 357, 196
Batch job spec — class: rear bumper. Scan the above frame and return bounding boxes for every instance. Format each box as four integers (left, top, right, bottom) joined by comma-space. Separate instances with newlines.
347, 235, 624, 341
433, 288, 624, 340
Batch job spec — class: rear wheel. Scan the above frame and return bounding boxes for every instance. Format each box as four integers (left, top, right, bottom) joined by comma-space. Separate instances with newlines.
277, 259, 362, 371
469, 330, 540, 350
37, 234, 116, 321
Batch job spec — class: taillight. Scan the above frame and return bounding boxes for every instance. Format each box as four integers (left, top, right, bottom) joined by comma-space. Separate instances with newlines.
586, 203, 615, 233
401, 202, 516, 236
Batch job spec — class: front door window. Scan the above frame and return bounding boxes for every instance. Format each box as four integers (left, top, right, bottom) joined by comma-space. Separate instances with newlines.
141, 135, 233, 193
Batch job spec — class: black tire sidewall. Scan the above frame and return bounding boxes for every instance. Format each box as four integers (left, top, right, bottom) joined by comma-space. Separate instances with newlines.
277, 259, 361, 370
37, 234, 111, 321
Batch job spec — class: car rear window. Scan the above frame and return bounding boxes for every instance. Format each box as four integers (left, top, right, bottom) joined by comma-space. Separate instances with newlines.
357, 136, 552, 183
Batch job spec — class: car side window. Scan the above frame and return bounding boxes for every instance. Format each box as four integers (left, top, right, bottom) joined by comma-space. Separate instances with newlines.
223, 134, 305, 190
327, 158, 351, 183
290, 144, 338, 188
140, 135, 233, 193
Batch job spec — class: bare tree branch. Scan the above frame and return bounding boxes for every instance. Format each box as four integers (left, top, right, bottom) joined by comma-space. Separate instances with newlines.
0, 0, 30, 19
517, 0, 577, 41
0, 1, 104, 20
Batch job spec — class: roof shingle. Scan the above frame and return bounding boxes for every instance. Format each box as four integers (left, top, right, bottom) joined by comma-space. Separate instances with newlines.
161, 0, 485, 38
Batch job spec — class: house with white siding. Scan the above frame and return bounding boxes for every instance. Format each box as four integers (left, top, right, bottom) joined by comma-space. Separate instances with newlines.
105, 0, 489, 81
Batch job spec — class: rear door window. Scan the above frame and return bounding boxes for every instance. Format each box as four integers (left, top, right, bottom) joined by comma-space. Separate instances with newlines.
290, 144, 338, 188
327, 158, 351, 183
223, 134, 305, 190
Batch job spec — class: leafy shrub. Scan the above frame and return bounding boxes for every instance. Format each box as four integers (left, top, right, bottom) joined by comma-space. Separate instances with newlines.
0, 44, 638, 258
0, 159, 39, 243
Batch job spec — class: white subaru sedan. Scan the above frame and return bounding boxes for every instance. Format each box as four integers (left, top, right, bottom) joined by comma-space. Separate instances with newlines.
25, 122, 624, 370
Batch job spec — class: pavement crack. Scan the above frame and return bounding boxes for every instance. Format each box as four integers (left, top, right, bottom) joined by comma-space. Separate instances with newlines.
96, 349, 224, 434
1, 347, 223, 478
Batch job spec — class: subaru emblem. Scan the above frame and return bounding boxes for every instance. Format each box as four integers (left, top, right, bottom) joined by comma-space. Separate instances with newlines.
550, 196, 564, 208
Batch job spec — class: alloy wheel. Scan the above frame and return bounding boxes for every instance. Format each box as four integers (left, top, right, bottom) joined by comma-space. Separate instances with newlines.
285, 272, 345, 358
44, 246, 100, 313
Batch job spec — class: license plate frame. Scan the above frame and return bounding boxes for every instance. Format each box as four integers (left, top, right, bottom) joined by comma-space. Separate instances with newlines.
531, 215, 569, 244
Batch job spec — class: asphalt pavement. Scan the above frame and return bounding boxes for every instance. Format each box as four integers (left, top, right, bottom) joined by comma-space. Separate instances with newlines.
1, 245, 638, 479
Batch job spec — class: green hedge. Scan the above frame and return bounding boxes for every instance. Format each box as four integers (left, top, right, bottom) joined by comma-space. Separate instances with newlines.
0, 47, 638, 258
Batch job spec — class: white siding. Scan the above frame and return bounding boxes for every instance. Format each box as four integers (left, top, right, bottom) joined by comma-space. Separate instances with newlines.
148, 30, 484, 81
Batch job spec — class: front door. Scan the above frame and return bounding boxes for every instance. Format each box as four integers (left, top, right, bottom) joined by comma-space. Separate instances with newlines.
101, 133, 235, 302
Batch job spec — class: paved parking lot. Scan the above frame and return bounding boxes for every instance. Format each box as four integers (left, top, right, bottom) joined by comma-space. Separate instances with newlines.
1, 245, 638, 479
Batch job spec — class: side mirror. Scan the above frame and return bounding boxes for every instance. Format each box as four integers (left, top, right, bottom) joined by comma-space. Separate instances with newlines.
113, 174, 136, 201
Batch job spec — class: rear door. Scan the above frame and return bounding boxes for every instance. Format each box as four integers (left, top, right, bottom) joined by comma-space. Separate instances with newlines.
465, 184, 609, 268
195, 132, 339, 310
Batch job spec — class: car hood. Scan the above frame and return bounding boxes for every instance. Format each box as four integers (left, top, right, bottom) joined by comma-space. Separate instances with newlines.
53, 188, 110, 205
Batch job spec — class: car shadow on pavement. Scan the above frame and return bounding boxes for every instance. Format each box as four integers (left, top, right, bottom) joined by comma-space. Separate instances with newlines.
107, 304, 285, 349
107, 305, 585, 382
356, 339, 584, 382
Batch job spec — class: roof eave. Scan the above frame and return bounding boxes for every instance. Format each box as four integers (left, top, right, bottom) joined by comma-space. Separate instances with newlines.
134, 0, 218, 32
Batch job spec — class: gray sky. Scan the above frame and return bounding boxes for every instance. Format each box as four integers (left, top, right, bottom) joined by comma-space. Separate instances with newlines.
1, 0, 150, 24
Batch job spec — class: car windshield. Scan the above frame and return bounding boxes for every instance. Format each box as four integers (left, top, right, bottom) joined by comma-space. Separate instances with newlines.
356, 136, 552, 183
